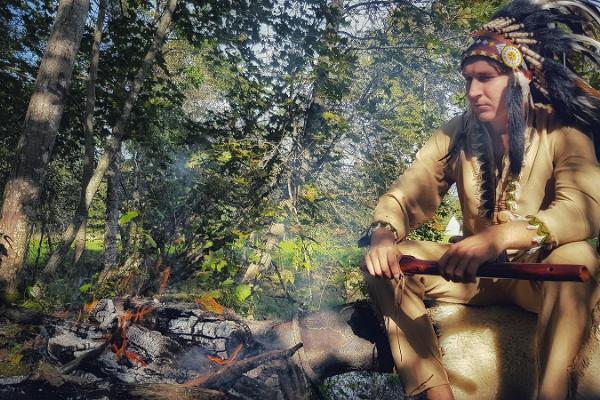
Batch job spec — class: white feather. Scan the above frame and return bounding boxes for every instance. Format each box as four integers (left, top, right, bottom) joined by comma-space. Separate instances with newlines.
566, 42, 600, 65
541, 1, 600, 26
567, 33, 600, 51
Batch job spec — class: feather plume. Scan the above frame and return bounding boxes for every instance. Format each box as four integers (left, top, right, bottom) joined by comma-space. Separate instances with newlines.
468, 113, 497, 220
507, 74, 527, 178
543, 59, 600, 134
540, 1, 600, 26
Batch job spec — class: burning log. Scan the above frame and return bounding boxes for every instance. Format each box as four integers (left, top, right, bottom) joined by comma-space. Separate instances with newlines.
185, 343, 303, 388
208, 343, 243, 366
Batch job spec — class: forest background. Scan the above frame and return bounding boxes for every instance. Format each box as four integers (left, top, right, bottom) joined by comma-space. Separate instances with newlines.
3, 0, 589, 320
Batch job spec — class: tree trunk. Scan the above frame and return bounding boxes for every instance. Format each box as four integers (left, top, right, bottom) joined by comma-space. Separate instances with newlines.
103, 151, 121, 268
42, 0, 179, 277
74, 0, 108, 266
0, 0, 90, 300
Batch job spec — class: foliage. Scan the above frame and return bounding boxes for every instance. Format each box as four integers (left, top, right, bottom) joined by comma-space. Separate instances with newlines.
0, 0, 556, 315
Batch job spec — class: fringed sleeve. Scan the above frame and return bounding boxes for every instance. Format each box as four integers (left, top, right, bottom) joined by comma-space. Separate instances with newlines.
371, 116, 462, 241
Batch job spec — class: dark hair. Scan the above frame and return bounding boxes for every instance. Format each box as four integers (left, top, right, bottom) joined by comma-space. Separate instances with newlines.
461, 55, 509, 74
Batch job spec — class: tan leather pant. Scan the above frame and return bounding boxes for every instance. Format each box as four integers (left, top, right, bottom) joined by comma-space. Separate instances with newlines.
365, 240, 600, 398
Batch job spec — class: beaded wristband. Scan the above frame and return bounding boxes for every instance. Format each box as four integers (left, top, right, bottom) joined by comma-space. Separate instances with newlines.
525, 215, 552, 246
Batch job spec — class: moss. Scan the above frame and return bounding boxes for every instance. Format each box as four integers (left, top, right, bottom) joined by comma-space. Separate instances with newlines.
0, 359, 30, 377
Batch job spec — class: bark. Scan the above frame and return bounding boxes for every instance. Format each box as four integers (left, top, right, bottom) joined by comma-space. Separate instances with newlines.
73, 0, 107, 265
189, 343, 303, 389
43, 0, 179, 276
33, 221, 45, 268
103, 151, 121, 268
0, 0, 91, 299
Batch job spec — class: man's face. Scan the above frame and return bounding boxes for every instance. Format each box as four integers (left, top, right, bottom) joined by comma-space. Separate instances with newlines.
462, 59, 510, 126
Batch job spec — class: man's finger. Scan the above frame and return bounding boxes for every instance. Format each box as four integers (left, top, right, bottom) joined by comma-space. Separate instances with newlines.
443, 250, 460, 282
453, 256, 471, 283
377, 250, 392, 278
371, 252, 383, 277
388, 250, 402, 279
464, 259, 480, 283
438, 251, 448, 273
364, 254, 375, 276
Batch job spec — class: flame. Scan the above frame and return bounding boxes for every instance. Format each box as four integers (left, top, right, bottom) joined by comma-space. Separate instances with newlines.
125, 350, 148, 367
108, 305, 154, 367
76, 299, 99, 324
118, 305, 154, 323
183, 343, 244, 387
158, 266, 171, 296
207, 343, 243, 366
195, 293, 225, 314
84, 299, 99, 313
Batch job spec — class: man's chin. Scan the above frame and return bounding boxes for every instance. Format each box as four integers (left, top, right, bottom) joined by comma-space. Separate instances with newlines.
474, 111, 494, 122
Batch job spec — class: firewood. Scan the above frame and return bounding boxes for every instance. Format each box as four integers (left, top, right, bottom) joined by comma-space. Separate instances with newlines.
186, 342, 303, 389
60, 341, 109, 374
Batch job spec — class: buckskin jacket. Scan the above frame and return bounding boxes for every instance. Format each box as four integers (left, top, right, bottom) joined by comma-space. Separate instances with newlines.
372, 105, 600, 250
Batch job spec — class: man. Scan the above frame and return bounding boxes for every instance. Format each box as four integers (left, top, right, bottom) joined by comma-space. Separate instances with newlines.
364, 1, 600, 399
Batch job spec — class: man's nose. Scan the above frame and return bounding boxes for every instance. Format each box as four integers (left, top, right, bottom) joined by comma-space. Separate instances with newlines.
467, 80, 482, 100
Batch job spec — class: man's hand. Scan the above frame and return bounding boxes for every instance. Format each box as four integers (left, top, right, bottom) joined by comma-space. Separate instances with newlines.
438, 225, 508, 283
365, 228, 402, 279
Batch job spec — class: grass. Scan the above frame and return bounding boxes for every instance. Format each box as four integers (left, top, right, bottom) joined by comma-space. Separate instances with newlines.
26, 235, 104, 268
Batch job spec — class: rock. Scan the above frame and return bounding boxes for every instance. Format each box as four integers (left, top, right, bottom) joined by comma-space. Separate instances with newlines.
428, 302, 600, 400
322, 371, 413, 400
430, 303, 536, 399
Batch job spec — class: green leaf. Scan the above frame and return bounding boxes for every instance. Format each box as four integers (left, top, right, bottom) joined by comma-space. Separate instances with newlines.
215, 259, 227, 272
79, 283, 93, 294
222, 278, 234, 287
301, 185, 319, 203
234, 284, 252, 303
26, 285, 41, 298
202, 240, 214, 249
217, 151, 232, 165
144, 233, 157, 248
119, 210, 139, 225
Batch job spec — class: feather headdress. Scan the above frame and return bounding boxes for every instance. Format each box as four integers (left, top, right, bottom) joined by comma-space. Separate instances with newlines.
459, 0, 600, 220
466, 0, 600, 143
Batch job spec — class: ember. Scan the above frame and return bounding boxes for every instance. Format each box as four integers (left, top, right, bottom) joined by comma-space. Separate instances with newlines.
108, 305, 154, 366
207, 343, 243, 366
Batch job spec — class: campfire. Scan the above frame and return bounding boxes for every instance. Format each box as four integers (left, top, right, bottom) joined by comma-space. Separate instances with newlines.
0, 261, 388, 399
